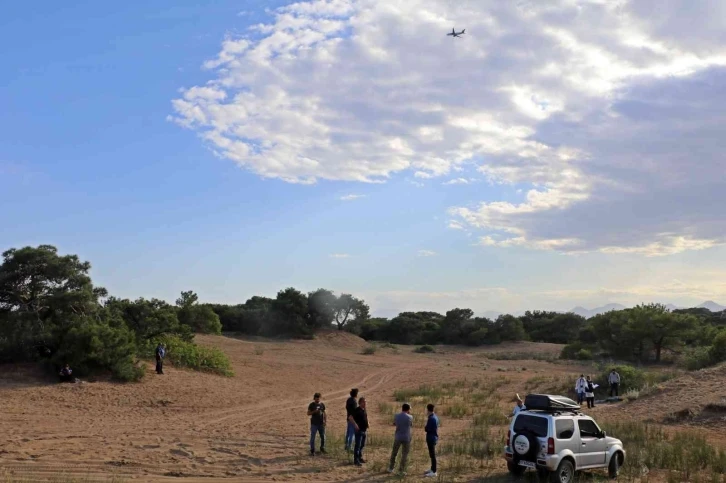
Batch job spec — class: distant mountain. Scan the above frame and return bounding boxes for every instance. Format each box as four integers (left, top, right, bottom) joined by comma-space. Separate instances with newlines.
570, 303, 627, 318
697, 301, 726, 312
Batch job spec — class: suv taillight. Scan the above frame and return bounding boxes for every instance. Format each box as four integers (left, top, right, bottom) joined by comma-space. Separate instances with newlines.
506, 430, 511, 446
547, 437, 555, 455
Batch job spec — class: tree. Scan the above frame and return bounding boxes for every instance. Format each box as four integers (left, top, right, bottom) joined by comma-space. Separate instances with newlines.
268, 287, 312, 337
105, 297, 191, 342
176, 290, 222, 334
640, 304, 700, 362
332, 293, 369, 331
307, 289, 336, 329
492, 314, 528, 342
0, 245, 142, 380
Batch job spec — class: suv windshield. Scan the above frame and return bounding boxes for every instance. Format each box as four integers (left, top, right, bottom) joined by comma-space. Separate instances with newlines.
513, 414, 548, 437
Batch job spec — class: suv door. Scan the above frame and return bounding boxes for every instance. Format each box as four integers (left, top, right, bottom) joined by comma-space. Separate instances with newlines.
576, 418, 607, 467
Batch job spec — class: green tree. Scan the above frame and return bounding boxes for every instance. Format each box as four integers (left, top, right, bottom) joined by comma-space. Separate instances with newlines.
268, 287, 312, 337
492, 314, 528, 342
333, 293, 369, 331
175, 290, 222, 334
307, 289, 336, 329
640, 304, 700, 362
105, 297, 191, 342
0, 245, 142, 380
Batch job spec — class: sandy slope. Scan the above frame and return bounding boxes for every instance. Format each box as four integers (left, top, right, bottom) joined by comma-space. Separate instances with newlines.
0, 333, 720, 482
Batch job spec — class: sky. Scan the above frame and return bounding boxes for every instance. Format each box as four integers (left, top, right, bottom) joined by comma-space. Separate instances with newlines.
2, 0, 725, 317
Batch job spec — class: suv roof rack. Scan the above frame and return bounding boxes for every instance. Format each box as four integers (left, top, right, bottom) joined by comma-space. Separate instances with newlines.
524, 394, 581, 413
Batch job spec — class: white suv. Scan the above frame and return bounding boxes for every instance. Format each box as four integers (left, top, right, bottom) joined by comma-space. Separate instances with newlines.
503, 394, 625, 483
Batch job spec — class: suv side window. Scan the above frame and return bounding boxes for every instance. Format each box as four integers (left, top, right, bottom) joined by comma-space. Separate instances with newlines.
555, 419, 575, 439
577, 419, 600, 438
513, 415, 549, 437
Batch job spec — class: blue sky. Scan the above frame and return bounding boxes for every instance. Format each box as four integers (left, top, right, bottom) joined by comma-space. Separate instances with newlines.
2, 0, 725, 316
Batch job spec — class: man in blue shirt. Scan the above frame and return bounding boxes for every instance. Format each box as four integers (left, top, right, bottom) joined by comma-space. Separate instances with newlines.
388, 403, 413, 475
424, 403, 439, 478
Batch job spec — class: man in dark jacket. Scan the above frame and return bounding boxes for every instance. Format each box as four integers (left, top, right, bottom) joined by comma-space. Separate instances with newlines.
307, 393, 326, 455
155, 343, 165, 374
348, 396, 369, 466
345, 388, 359, 451
424, 403, 439, 478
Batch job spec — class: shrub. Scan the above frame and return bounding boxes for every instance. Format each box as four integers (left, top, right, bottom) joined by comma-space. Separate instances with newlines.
415, 345, 435, 353
145, 336, 233, 376
681, 347, 714, 370
575, 348, 594, 360
362, 344, 377, 355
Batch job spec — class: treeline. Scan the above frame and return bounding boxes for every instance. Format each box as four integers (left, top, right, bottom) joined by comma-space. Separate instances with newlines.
0, 245, 228, 381
209, 295, 726, 370
561, 304, 726, 369
4, 245, 725, 381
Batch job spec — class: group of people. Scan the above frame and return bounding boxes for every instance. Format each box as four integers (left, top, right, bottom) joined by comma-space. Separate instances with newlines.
575, 369, 621, 408
307, 389, 440, 478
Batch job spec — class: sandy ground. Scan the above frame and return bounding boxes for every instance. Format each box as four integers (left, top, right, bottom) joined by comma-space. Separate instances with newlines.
0, 333, 722, 482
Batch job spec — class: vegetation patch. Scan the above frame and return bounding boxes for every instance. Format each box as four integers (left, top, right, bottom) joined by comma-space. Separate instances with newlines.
143, 336, 233, 377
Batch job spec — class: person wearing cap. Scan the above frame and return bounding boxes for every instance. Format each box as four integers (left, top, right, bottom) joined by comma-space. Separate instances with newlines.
511, 394, 526, 417
307, 392, 327, 455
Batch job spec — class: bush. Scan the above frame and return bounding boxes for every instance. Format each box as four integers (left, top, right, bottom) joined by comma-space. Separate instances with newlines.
145, 336, 233, 376
52, 317, 145, 382
681, 347, 714, 370
362, 344, 377, 355
560, 342, 594, 360
415, 345, 435, 353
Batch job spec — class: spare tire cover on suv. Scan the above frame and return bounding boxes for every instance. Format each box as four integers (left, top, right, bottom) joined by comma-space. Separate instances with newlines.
512, 431, 539, 462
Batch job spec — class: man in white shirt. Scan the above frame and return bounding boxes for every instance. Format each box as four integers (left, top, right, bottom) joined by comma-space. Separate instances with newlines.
511, 394, 526, 417
608, 369, 621, 397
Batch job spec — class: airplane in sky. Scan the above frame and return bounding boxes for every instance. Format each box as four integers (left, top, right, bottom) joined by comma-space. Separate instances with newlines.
447, 28, 466, 38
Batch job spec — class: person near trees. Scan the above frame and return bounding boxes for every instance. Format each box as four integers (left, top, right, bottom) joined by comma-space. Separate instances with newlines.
585, 376, 596, 408
424, 403, 439, 478
345, 388, 359, 451
307, 392, 326, 455
155, 343, 165, 375
608, 369, 621, 397
388, 403, 413, 475
59, 364, 74, 383
348, 396, 369, 466
575, 374, 587, 404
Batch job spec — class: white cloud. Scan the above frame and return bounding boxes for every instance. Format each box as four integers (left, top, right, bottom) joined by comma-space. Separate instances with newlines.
329, 253, 351, 259
417, 250, 436, 257
340, 194, 365, 201
171, 0, 726, 256
443, 178, 473, 185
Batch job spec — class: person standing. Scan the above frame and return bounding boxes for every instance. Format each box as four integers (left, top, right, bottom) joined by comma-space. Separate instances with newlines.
348, 396, 369, 466
511, 394, 526, 417
575, 374, 587, 404
155, 343, 165, 375
608, 369, 621, 397
388, 403, 413, 475
307, 393, 327, 455
424, 403, 439, 478
585, 376, 596, 408
345, 388, 359, 452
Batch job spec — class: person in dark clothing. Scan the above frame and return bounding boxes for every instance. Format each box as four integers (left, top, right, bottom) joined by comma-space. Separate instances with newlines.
348, 396, 369, 466
424, 403, 439, 478
307, 392, 326, 455
155, 343, 165, 374
585, 376, 596, 408
344, 388, 359, 451
59, 364, 74, 383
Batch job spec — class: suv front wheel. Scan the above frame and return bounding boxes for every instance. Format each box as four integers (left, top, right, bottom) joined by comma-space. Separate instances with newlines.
550, 459, 574, 483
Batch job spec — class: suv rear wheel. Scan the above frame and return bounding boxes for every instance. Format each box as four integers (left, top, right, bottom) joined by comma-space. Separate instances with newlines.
550, 459, 574, 483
